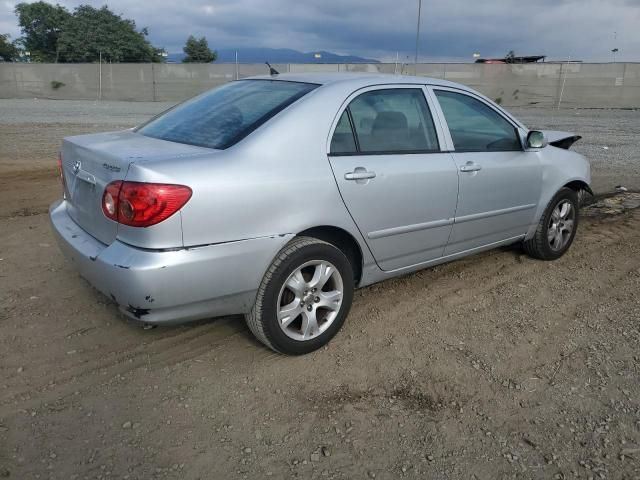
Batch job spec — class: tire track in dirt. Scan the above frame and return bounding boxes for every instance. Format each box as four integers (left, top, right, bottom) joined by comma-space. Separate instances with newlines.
0, 317, 259, 411
0, 166, 59, 219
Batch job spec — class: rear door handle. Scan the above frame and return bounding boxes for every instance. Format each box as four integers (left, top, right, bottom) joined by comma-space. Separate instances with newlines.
345, 169, 376, 181
459, 162, 482, 173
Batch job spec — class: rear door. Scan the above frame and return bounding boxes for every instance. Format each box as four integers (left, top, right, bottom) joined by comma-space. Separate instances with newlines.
328, 86, 459, 271
429, 87, 542, 255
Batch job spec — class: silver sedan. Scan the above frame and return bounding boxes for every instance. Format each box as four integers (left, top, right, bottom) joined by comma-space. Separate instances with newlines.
50, 73, 591, 354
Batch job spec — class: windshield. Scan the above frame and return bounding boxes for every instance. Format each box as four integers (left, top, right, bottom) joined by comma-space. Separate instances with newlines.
137, 80, 318, 149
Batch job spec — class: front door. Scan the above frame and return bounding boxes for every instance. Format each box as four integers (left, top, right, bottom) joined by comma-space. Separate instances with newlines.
430, 88, 542, 255
328, 86, 459, 271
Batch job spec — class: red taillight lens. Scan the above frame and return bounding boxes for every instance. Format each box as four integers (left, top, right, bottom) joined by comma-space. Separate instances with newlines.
102, 181, 122, 221
101, 181, 192, 227
57, 152, 66, 195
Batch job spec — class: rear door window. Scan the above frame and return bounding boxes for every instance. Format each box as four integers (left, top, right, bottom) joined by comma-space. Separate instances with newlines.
138, 80, 318, 149
340, 88, 440, 154
330, 111, 357, 154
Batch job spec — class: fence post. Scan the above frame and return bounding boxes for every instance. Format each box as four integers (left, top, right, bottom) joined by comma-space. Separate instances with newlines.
151, 63, 157, 102
97, 58, 102, 100
13, 64, 19, 97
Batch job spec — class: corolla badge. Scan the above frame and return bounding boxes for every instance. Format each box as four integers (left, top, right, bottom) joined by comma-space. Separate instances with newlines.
72, 160, 81, 174
102, 162, 121, 172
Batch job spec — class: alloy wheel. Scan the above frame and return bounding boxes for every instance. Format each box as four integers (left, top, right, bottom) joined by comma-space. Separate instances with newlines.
547, 199, 575, 251
276, 260, 344, 341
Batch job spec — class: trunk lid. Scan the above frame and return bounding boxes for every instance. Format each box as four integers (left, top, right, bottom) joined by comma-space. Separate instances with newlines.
61, 130, 210, 245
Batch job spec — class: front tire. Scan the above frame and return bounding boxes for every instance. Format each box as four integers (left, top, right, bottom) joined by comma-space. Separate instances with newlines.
523, 187, 579, 260
246, 237, 354, 355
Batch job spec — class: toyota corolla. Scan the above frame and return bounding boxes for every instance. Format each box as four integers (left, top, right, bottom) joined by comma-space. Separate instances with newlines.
50, 73, 591, 355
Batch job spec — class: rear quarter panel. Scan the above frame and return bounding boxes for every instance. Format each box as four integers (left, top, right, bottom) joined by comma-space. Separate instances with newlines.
128, 83, 376, 270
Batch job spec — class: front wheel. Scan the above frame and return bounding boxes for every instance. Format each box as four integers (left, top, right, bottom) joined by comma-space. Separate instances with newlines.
523, 187, 579, 260
245, 237, 354, 355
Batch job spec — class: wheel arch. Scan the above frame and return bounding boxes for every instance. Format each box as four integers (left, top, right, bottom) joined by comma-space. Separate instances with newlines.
526, 178, 589, 240
563, 180, 593, 205
297, 226, 364, 286
563, 179, 592, 193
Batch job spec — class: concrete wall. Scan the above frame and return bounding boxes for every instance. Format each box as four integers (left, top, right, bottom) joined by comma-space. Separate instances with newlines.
1, 62, 638, 108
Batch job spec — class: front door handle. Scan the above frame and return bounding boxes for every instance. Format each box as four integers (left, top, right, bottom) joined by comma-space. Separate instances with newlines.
459, 162, 482, 173
345, 168, 376, 181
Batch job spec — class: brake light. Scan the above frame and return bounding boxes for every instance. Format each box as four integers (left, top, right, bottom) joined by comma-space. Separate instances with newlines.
102, 181, 192, 227
57, 152, 65, 195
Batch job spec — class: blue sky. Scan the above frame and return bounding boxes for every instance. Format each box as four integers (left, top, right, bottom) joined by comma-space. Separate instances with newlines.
1, 0, 638, 61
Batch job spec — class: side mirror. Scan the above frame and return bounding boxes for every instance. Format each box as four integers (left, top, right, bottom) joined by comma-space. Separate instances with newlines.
526, 130, 548, 149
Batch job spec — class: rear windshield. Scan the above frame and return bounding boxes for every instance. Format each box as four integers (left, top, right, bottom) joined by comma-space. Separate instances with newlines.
137, 80, 318, 149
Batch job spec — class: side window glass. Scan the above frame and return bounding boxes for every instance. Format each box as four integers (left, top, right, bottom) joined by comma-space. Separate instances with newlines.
347, 89, 439, 154
434, 90, 521, 152
330, 111, 357, 154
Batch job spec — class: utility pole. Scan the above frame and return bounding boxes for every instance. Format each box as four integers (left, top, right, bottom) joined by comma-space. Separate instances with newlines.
414, 0, 422, 73
556, 55, 570, 110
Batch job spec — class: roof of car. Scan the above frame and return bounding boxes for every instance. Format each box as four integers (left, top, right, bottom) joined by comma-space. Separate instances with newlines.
246, 72, 468, 91
245, 72, 525, 130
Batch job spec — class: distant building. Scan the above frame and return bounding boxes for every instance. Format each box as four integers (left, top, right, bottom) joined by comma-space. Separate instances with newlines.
475, 55, 546, 64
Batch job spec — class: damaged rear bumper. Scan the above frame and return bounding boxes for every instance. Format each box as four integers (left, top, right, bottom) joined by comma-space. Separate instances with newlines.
49, 200, 292, 324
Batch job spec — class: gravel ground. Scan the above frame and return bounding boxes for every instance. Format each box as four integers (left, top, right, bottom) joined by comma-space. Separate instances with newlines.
0, 99, 639, 479
0, 98, 175, 126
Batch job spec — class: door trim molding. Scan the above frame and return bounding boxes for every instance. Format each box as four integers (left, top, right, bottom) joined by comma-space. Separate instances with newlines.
360, 233, 526, 281
454, 203, 536, 224
368, 218, 454, 240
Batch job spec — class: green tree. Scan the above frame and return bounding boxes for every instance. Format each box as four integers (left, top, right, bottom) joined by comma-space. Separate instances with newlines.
182, 36, 216, 63
57, 5, 161, 63
0, 34, 18, 61
14, 1, 71, 62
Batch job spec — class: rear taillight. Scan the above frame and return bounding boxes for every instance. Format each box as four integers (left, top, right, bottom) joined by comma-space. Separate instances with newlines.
102, 181, 192, 227
57, 152, 65, 196
103, 181, 121, 218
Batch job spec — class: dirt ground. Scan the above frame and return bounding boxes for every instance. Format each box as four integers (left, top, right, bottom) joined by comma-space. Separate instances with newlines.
0, 101, 639, 479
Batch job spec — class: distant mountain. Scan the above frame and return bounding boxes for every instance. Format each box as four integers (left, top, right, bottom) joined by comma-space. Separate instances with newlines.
167, 47, 378, 64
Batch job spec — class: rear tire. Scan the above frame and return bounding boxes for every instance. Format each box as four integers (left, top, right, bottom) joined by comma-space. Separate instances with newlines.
523, 187, 579, 260
245, 236, 354, 355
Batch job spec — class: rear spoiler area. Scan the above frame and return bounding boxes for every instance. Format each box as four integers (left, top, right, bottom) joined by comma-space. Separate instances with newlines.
542, 130, 582, 150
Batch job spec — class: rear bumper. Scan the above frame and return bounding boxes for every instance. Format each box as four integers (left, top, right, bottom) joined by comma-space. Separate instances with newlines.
49, 200, 292, 324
